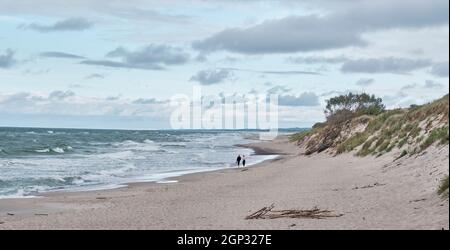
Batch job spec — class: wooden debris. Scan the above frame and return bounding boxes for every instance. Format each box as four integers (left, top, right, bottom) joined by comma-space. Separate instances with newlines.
0, 221, 4, 225
7, 213, 14, 216
34, 213, 48, 216
246, 204, 275, 220
410, 198, 427, 203
245, 204, 343, 220
353, 182, 386, 190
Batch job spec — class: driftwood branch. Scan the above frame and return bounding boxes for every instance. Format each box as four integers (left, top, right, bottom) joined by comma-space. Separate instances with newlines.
246, 204, 275, 220
246, 204, 343, 220
352, 182, 386, 190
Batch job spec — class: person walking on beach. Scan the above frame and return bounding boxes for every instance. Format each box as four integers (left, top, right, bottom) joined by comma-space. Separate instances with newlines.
236, 155, 242, 167
242, 155, 246, 167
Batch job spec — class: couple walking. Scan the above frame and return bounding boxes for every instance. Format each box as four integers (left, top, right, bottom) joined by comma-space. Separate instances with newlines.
236, 154, 246, 167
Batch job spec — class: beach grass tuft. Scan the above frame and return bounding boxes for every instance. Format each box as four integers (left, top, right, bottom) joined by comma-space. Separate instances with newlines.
438, 176, 449, 198
289, 130, 312, 142
420, 126, 449, 151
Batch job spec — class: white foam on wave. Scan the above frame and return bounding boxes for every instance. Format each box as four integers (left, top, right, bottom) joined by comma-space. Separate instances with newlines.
50, 176, 66, 182
113, 139, 162, 152
52, 147, 65, 153
95, 150, 137, 160
97, 163, 137, 177
0, 189, 37, 199
160, 142, 187, 147
78, 163, 138, 184
133, 167, 222, 183
156, 180, 178, 184
35, 146, 70, 154
72, 177, 85, 185
35, 148, 51, 153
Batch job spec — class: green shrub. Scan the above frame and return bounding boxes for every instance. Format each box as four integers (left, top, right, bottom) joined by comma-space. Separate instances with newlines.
325, 93, 385, 119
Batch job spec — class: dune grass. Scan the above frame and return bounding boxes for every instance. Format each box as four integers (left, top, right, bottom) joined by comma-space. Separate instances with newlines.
336, 132, 369, 154
438, 176, 449, 198
290, 94, 449, 157
420, 126, 449, 151
394, 150, 408, 161
289, 130, 311, 142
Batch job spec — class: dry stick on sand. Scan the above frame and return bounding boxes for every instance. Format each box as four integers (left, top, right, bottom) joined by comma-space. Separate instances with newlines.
352, 182, 386, 190
245, 204, 343, 220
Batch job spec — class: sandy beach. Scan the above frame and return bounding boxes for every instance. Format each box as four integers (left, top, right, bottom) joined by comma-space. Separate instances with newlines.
0, 136, 448, 230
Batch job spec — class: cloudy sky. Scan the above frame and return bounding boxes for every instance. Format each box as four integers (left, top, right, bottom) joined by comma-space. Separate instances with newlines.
0, 0, 448, 129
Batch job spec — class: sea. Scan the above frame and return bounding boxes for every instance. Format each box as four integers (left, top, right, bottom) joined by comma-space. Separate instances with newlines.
0, 127, 297, 198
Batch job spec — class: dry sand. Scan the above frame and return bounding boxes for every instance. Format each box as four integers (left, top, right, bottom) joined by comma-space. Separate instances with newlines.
0, 136, 448, 230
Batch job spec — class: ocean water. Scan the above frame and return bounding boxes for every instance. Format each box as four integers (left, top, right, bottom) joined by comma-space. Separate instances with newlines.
0, 127, 281, 198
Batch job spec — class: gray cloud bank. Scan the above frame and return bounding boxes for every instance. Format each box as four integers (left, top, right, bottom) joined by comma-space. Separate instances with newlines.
341, 57, 432, 74
190, 69, 233, 85
193, 0, 448, 54
277, 92, 320, 107
356, 78, 375, 86
40, 51, 85, 59
22, 18, 94, 32
0, 49, 16, 69
81, 44, 190, 70
430, 62, 449, 77
290, 55, 447, 76
219, 67, 322, 76
0, 91, 171, 118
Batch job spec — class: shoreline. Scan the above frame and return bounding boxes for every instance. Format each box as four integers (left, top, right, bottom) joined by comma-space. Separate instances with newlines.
0, 135, 289, 202
0, 135, 448, 230
0, 136, 283, 201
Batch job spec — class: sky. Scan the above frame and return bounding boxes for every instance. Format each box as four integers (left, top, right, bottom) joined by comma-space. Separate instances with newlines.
0, 0, 449, 129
